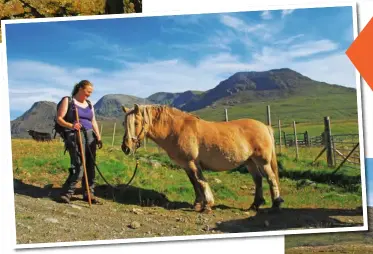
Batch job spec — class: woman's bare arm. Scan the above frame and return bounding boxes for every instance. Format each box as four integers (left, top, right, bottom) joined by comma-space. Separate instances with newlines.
91, 107, 101, 141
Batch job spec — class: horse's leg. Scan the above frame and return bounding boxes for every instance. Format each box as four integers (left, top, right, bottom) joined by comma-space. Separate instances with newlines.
187, 161, 214, 213
184, 169, 204, 212
262, 163, 283, 211
246, 160, 266, 211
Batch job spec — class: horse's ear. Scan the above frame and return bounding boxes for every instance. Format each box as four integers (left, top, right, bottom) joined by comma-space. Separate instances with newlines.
134, 104, 140, 113
122, 105, 129, 113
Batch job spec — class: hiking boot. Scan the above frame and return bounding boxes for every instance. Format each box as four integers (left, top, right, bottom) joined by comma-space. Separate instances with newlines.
60, 193, 73, 204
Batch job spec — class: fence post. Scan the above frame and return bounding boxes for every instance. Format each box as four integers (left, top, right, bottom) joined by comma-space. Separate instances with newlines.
278, 119, 282, 154
100, 124, 103, 136
283, 131, 287, 147
324, 116, 334, 167
225, 108, 228, 122
266, 105, 271, 126
112, 122, 116, 147
304, 131, 309, 146
293, 121, 299, 161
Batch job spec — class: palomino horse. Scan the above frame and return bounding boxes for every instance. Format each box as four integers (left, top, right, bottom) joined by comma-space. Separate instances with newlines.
121, 104, 284, 213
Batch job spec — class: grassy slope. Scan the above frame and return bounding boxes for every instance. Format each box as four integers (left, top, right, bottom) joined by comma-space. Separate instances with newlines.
12, 139, 363, 211
194, 92, 359, 125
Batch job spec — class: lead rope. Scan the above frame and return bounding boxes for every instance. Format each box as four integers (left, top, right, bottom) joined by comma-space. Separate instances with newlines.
81, 127, 140, 202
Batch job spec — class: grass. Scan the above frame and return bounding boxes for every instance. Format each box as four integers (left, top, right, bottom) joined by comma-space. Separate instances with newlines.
11, 136, 363, 211
277, 147, 361, 186
194, 93, 359, 125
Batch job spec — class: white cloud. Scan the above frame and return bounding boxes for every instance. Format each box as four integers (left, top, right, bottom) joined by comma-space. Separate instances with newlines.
220, 15, 267, 33
261, 10, 272, 20
281, 9, 294, 18
249, 39, 339, 66
273, 34, 305, 45
69, 32, 135, 60
9, 87, 70, 112
169, 34, 233, 52
288, 53, 356, 87
220, 15, 246, 31
289, 39, 339, 58
7, 46, 356, 114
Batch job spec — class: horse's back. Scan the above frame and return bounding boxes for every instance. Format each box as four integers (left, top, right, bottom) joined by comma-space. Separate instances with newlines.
200, 118, 270, 136
191, 118, 272, 170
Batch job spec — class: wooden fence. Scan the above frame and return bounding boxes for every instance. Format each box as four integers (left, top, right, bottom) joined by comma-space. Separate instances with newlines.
89, 105, 360, 170
224, 105, 361, 169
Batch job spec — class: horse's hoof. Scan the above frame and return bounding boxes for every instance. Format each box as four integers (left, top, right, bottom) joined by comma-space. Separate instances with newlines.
270, 197, 284, 213
249, 204, 259, 211
194, 203, 203, 212
249, 198, 266, 211
273, 197, 284, 207
203, 207, 213, 214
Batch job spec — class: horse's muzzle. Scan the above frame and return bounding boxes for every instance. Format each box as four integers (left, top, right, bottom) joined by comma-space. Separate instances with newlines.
121, 144, 131, 155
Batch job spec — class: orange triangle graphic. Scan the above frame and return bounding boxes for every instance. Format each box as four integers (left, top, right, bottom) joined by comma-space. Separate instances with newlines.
346, 17, 373, 90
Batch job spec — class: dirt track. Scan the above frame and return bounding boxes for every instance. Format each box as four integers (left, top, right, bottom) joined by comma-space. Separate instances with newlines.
13, 179, 364, 245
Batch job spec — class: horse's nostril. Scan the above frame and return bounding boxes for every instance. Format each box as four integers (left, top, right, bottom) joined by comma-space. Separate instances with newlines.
121, 144, 130, 155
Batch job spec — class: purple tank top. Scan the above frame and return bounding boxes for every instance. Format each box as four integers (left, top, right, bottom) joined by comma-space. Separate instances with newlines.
74, 104, 93, 130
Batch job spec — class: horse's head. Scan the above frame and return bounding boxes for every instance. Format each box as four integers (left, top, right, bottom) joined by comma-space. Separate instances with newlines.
121, 104, 148, 155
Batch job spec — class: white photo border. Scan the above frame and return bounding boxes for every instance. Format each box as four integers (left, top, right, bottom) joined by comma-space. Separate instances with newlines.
1, 0, 367, 250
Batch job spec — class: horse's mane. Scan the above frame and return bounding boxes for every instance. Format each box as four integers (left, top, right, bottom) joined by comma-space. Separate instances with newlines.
150, 104, 199, 119
138, 104, 200, 126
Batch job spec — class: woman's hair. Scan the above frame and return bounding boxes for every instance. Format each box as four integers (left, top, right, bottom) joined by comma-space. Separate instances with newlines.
71, 80, 93, 97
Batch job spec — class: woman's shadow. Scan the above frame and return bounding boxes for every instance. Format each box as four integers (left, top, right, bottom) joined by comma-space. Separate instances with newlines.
12, 178, 193, 210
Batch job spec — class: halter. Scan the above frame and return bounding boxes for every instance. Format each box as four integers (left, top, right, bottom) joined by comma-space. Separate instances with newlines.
128, 108, 148, 151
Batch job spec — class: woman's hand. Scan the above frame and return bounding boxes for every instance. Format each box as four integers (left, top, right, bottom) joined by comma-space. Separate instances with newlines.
72, 122, 82, 130
97, 140, 103, 149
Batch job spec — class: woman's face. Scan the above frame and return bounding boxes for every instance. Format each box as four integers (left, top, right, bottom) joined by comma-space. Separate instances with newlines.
80, 85, 93, 99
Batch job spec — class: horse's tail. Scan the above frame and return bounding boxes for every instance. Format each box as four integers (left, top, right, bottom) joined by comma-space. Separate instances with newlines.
267, 125, 280, 187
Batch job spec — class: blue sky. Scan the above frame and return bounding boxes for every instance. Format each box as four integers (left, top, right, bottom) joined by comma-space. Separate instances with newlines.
5, 6, 356, 120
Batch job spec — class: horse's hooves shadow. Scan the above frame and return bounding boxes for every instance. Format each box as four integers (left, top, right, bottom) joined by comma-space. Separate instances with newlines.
94, 184, 193, 210
13, 178, 258, 212
213, 207, 363, 233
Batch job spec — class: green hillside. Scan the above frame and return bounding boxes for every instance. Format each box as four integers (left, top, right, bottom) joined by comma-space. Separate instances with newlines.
194, 92, 359, 125
96, 91, 359, 149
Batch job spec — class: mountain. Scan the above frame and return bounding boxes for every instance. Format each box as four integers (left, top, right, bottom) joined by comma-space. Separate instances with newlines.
146, 90, 203, 108
146, 68, 355, 112
10, 68, 358, 139
10, 94, 150, 137
11, 101, 57, 138
94, 94, 152, 120
146, 92, 180, 105
184, 68, 355, 111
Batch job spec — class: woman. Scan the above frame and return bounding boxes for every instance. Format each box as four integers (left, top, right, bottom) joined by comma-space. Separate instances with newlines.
57, 80, 103, 204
